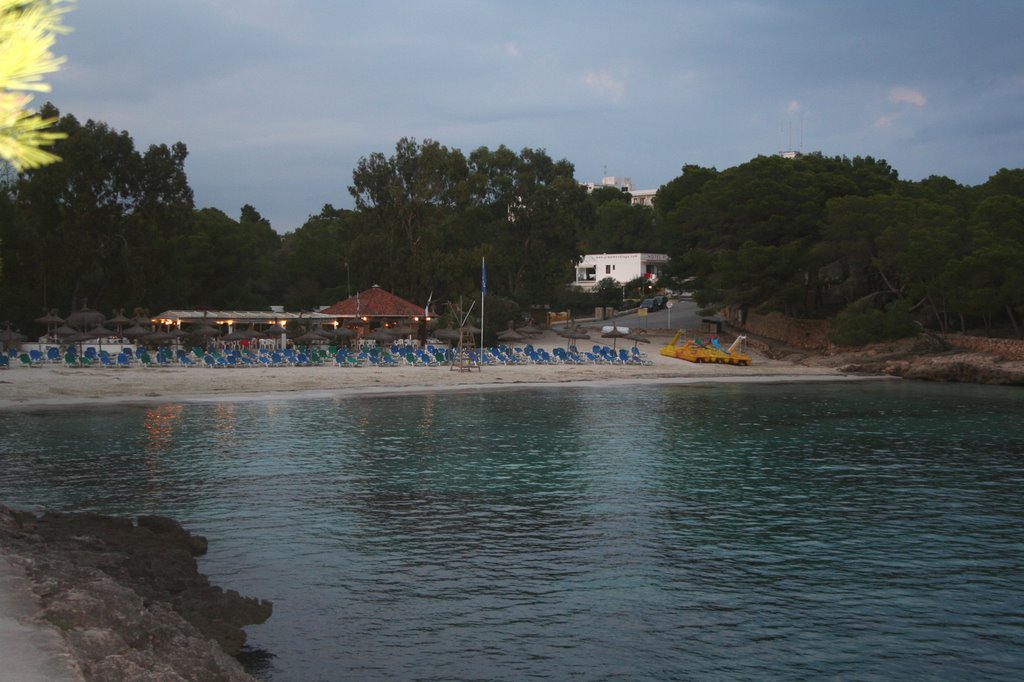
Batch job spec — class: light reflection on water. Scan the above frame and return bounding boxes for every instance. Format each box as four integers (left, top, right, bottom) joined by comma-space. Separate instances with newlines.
1, 381, 1023, 681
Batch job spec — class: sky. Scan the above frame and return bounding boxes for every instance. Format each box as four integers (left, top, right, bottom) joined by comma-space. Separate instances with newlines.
43, 0, 1024, 233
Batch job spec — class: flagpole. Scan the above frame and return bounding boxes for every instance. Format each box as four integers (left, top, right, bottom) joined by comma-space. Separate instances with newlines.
481, 256, 486, 348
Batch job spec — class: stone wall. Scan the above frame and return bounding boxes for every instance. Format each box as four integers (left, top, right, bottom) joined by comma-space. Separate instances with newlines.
728, 310, 832, 351
942, 334, 1024, 361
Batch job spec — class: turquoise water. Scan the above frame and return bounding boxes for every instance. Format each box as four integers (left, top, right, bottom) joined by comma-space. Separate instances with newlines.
1, 381, 1023, 681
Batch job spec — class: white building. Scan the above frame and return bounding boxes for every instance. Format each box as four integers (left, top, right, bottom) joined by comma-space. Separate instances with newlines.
582, 176, 658, 207
572, 252, 670, 289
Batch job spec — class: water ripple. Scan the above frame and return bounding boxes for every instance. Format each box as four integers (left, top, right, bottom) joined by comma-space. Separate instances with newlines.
1, 383, 1022, 680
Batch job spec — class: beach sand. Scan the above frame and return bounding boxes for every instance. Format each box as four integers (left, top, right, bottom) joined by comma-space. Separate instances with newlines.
0, 332, 861, 410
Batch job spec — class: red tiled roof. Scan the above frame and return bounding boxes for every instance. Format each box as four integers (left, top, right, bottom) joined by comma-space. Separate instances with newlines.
319, 286, 425, 318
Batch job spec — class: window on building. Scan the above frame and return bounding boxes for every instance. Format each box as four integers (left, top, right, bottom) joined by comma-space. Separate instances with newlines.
605, 265, 611, 274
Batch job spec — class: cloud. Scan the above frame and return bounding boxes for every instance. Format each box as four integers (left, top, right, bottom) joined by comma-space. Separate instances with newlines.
503, 42, 521, 58
874, 114, 896, 128
786, 100, 802, 115
582, 70, 625, 102
889, 86, 927, 107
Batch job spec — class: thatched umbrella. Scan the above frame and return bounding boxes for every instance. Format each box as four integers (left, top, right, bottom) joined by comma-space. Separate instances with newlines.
296, 328, 330, 344
601, 325, 629, 350
327, 325, 355, 339
0, 324, 26, 351
556, 326, 591, 344
389, 325, 416, 338
35, 309, 64, 338
221, 329, 250, 342
106, 309, 133, 334
497, 327, 526, 343
66, 301, 105, 332
322, 326, 354, 348
434, 328, 461, 343
53, 323, 79, 340
86, 323, 117, 338
519, 323, 542, 336
624, 330, 651, 348
188, 321, 221, 339
84, 323, 119, 355
366, 328, 396, 344
121, 323, 152, 340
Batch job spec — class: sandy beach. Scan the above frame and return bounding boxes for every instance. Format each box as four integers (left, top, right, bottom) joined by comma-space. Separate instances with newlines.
0, 332, 860, 410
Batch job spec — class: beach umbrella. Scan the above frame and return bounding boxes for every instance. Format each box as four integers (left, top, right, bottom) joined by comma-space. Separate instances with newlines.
263, 323, 288, 335
557, 326, 591, 343
53, 323, 79, 339
0, 324, 26, 350
187, 322, 220, 339
327, 326, 355, 339
459, 324, 481, 334
121, 323, 152, 339
323, 326, 355, 345
296, 329, 330, 344
106, 309, 133, 334
147, 329, 185, 346
35, 309, 64, 337
35, 309, 64, 325
86, 323, 117, 338
221, 329, 250, 342
624, 330, 651, 347
519, 323, 541, 336
434, 328, 461, 343
497, 328, 525, 342
366, 328, 396, 344
66, 301, 105, 331
84, 323, 118, 354
389, 325, 416, 337
601, 326, 629, 350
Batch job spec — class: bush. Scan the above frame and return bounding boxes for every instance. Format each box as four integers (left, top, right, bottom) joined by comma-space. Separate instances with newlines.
829, 301, 918, 346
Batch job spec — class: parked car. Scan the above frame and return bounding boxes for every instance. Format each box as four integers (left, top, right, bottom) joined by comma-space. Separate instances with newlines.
639, 298, 659, 313
653, 295, 669, 309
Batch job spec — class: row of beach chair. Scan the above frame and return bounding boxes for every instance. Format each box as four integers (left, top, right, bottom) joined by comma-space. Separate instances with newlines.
4, 342, 653, 369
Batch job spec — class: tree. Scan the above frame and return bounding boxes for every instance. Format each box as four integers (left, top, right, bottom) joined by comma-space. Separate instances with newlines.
468, 145, 587, 303
349, 137, 467, 298
661, 154, 900, 318
275, 204, 358, 309
580, 196, 654, 253
3, 105, 196, 322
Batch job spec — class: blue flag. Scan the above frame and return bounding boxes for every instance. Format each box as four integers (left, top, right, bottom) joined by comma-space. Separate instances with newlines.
482, 256, 487, 295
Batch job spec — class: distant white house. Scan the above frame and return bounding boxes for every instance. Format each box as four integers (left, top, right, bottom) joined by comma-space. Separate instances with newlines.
572, 252, 670, 289
582, 176, 658, 207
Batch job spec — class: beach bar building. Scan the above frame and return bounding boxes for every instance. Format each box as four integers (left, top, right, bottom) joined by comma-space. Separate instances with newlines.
153, 309, 339, 348
318, 285, 431, 343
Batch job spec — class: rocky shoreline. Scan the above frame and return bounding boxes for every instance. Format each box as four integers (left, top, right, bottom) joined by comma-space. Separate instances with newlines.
774, 335, 1024, 386
0, 505, 272, 681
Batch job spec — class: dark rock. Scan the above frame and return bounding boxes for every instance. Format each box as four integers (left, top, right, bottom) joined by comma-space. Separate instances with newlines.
0, 505, 271, 681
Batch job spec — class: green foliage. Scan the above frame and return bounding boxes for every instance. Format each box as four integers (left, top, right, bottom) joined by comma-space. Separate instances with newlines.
660, 153, 901, 318
0, 0, 72, 170
2, 104, 1022, 342
829, 301, 918, 346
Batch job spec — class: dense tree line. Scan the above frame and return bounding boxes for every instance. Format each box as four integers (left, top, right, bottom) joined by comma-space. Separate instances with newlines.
1, 106, 1021, 343
657, 154, 1024, 340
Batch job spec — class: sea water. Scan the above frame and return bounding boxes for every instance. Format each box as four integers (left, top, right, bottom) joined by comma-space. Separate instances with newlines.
1, 381, 1022, 681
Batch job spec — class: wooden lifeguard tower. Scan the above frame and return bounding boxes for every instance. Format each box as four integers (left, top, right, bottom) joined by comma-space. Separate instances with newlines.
447, 299, 481, 372
450, 325, 481, 372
